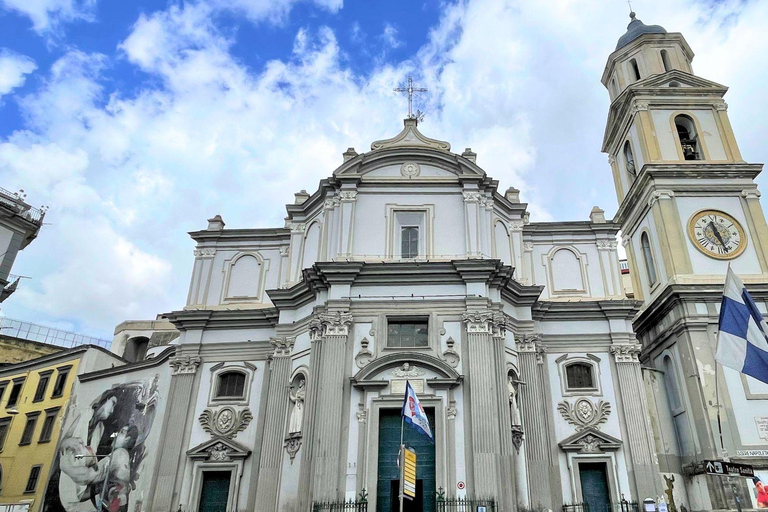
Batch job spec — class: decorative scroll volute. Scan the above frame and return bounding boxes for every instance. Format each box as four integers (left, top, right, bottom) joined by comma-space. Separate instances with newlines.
462, 311, 494, 334
309, 311, 353, 340
170, 356, 202, 375
270, 336, 295, 357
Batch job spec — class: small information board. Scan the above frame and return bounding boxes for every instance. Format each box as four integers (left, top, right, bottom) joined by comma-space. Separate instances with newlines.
403, 448, 417, 499
704, 460, 755, 478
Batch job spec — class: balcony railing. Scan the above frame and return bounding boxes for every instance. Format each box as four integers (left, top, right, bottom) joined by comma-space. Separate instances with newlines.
0, 317, 111, 349
0, 187, 46, 225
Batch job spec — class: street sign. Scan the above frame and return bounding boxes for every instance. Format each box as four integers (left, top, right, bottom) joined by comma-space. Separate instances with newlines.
704, 460, 755, 478
403, 448, 417, 499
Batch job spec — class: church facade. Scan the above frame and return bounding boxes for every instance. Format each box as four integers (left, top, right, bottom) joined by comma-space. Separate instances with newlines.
37, 13, 768, 512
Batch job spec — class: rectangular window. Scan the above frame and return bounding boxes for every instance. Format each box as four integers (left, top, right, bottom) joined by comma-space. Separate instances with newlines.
388, 319, 429, 348
0, 418, 11, 451
0, 381, 7, 405
33, 372, 52, 402
19, 413, 39, 446
51, 367, 71, 398
24, 465, 42, 493
401, 226, 419, 259
38, 408, 59, 443
6, 378, 25, 408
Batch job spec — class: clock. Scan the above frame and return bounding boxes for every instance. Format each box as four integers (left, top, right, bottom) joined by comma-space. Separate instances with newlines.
687, 209, 747, 260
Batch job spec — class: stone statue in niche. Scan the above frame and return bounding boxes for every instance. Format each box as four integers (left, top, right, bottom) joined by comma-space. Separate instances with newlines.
288, 375, 306, 435
508, 373, 522, 426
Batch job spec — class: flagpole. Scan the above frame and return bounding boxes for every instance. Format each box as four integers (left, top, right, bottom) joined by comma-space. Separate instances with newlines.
715, 264, 729, 458
399, 381, 407, 512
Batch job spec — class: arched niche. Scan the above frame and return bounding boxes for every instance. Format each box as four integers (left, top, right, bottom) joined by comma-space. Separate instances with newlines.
301, 221, 321, 271
123, 336, 149, 363
493, 220, 513, 265
546, 247, 588, 295
223, 252, 267, 302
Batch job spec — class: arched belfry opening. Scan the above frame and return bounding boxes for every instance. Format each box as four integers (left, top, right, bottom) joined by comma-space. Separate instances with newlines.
675, 114, 702, 160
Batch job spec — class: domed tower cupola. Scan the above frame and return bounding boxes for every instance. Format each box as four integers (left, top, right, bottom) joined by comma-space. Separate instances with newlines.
602, 12, 694, 102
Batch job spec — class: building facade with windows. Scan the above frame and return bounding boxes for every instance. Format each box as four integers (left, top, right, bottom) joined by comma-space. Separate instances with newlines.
0, 346, 122, 512
34, 12, 768, 512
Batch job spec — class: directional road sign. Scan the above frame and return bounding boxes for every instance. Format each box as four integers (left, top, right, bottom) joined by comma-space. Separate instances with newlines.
704, 460, 755, 478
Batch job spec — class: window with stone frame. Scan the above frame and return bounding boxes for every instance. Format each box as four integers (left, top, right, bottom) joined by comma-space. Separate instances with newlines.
0, 418, 11, 451
19, 413, 40, 446
387, 318, 429, 348
0, 381, 7, 405
38, 408, 59, 443
51, 366, 71, 398
565, 362, 596, 390
24, 465, 41, 493
33, 372, 52, 402
6, 378, 25, 408
215, 371, 247, 399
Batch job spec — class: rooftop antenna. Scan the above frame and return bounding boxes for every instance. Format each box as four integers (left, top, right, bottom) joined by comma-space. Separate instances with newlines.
394, 76, 427, 121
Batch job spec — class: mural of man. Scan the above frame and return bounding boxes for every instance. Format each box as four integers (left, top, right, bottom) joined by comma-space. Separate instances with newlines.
42, 377, 159, 512
754, 476, 768, 508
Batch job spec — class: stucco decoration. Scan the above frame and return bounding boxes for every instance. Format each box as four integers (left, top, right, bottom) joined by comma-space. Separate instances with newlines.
559, 427, 622, 454
199, 407, 253, 439
284, 435, 302, 463
355, 337, 374, 368
170, 356, 201, 375
557, 398, 611, 431
610, 343, 642, 363
462, 311, 494, 334
310, 311, 353, 339
511, 425, 524, 453
43, 376, 160, 512
370, 118, 451, 152
400, 162, 421, 177
288, 375, 306, 435
392, 363, 425, 378
209, 442, 232, 461
442, 337, 459, 368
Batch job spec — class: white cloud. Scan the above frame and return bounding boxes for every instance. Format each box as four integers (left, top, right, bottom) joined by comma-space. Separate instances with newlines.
0, 0, 96, 34
0, 49, 36, 97
381, 23, 403, 49
3, 0, 768, 334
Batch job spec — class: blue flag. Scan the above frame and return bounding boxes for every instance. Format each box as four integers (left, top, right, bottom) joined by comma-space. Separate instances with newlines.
717, 266, 768, 384
402, 381, 434, 442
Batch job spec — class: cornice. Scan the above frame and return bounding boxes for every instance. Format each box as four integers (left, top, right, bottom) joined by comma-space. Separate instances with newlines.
164, 307, 280, 331
79, 347, 176, 382
614, 163, 764, 229
532, 299, 641, 321
189, 228, 290, 243
602, 32, 694, 84
524, 221, 620, 237
0, 344, 124, 378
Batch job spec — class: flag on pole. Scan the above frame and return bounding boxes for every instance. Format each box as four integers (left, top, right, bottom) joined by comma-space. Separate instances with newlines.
402, 381, 434, 442
716, 266, 768, 384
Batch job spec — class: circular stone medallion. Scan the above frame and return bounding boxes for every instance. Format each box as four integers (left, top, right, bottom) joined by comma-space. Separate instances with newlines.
400, 162, 421, 177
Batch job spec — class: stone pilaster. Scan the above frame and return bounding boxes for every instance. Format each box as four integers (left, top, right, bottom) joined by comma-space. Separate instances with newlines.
517, 334, 558, 509
462, 311, 514, 507
254, 337, 295, 510
151, 355, 201, 512
309, 311, 353, 500
611, 343, 661, 500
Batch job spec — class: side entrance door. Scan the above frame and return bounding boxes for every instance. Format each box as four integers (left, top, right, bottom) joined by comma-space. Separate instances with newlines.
579, 462, 611, 512
376, 408, 436, 512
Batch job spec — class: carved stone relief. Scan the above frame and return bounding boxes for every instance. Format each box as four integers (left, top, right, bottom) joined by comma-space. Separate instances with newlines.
310, 311, 354, 339
392, 363, 425, 378
284, 436, 302, 463
611, 343, 642, 363
557, 398, 611, 431
170, 356, 201, 376
442, 337, 460, 368
207, 442, 232, 461
199, 406, 253, 439
193, 248, 216, 258
355, 337, 374, 368
511, 425, 524, 453
400, 162, 421, 177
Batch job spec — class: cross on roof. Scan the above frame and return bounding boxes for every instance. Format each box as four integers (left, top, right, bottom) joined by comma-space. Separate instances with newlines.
394, 76, 427, 120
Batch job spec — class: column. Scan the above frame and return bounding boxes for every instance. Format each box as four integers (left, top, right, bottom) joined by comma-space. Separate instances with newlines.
254, 337, 295, 510
151, 355, 201, 512
611, 343, 660, 500
517, 334, 556, 509
462, 311, 509, 504
310, 311, 353, 500
491, 314, 517, 510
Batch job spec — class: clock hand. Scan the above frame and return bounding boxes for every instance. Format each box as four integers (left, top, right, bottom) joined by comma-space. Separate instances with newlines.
708, 221, 729, 252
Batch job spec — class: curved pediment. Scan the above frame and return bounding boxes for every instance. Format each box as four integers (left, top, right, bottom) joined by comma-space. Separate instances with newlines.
371, 118, 451, 152
353, 352, 461, 382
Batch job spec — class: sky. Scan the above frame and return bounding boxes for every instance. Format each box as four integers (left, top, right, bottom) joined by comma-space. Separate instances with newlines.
0, 0, 766, 339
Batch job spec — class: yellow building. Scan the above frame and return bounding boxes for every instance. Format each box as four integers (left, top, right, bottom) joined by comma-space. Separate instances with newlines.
0, 345, 123, 512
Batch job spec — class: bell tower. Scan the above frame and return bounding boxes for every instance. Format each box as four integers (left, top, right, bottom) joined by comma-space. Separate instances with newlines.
603, 12, 768, 511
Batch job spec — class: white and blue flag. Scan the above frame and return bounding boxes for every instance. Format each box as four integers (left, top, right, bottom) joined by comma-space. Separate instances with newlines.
716, 266, 768, 384
402, 381, 434, 443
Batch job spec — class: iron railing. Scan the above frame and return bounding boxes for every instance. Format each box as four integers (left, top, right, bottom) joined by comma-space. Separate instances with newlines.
563, 501, 639, 512
437, 497, 497, 512
0, 317, 111, 349
312, 500, 367, 512
0, 187, 46, 225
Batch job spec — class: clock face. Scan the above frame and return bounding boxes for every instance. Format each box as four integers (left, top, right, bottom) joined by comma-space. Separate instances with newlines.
688, 209, 747, 260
